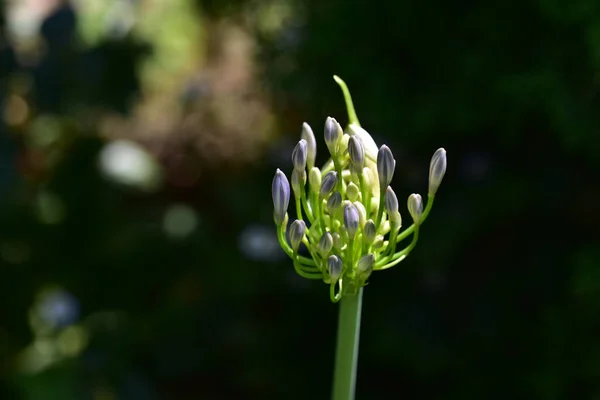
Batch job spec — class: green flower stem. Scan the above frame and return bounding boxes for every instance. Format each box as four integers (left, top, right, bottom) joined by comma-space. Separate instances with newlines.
295, 198, 304, 221
293, 259, 322, 279
333, 157, 344, 193
394, 195, 434, 243
359, 174, 369, 216
375, 227, 419, 270
333, 75, 360, 126
301, 186, 314, 222
332, 287, 363, 400
374, 190, 385, 229
330, 280, 343, 303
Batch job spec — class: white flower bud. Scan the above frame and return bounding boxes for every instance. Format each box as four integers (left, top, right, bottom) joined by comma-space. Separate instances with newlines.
428, 148, 447, 195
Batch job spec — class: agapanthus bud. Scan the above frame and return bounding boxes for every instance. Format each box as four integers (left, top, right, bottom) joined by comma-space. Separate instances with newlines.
291, 169, 305, 199
320, 171, 338, 198
291, 139, 307, 172
272, 169, 290, 224
309, 167, 322, 191
301, 123, 317, 170
347, 124, 379, 161
328, 255, 342, 281
353, 201, 367, 228
344, 203, 360, 239
346, 182, 360, 202
372, 235, 384, 249
377, 145, 395, 189
289, 219, 306, 252
332, 232, 343, 251
356, 253, 375, 274
384, 187, 399, 215
327, 191, 342, 214
318, 232, 334, 258
407, 193, 423, 224
324, 117, 343, 155
363, 220, 376, 244
429, 148, 447, 195
348, 136, 364, 170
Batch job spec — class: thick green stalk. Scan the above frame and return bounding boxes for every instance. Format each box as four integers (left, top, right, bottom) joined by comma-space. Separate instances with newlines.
332, 288, 363, 400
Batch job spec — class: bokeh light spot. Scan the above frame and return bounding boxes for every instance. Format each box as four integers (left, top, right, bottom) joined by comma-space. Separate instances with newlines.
163, 203, 198, 239
99, 139, 163, 192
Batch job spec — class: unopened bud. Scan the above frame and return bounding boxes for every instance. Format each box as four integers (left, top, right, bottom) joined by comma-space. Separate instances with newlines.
309, 167, 322, 192
327, 191, 342, 214
318, 232, 333, 258
346, 182, 360, 202
344, 203, 360, 239
289, 219, 306, 252
407, 193, 423, 224
384, 187, 399, 215
324, 117, 343, 155
328, 255, 343, 281
377, 145, 395, 189
320, 171, 338, 198
301, 123, 317, 170
363, 220, 376, 244
291, 139, 307, 172
372, 235, 384, 249
353, 201, 367, 228
272, 169, 290, 224
429, 148, 447, 195
356, 253, 375, 275
348, 136, 365, 171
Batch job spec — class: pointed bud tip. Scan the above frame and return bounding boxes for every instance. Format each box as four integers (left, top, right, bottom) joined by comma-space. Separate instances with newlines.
289, 219, 306, 252
407, 193, 423, 224
377, 145, 396, 189
429, 148, 447, 195
343, 203, 360, 239
301, 123, 316, 170
328, 255, 343, 281
272, 170, 290, 224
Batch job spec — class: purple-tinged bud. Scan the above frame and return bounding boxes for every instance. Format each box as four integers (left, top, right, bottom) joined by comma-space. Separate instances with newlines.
291, 139, 307, 172
343, 203, 360, 239
327, 191, 342, 214
348, 136, 364, 171
407, 193, 423, 224
328, 255, 343, 281
324, 117, 343, 155
272, 169, 290, 224
377, 145, 395, 189
301, 123, 317, 170
289, 219, 306, 252
384, 187, 399, 215
363, 220, 376, 244
385, 187, 401, 223
356, 253, 375, 274
429, 148, 447, 195
320, 171, 338, 198
318, 232, 334, 258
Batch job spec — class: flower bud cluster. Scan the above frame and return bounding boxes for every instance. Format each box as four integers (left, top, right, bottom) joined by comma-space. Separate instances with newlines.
271, 76, 447, 302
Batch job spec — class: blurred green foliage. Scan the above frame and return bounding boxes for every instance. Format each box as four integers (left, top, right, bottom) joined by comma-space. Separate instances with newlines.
0, 0, 599, 399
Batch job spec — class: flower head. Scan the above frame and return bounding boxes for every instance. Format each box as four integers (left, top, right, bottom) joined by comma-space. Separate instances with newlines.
271, 76, 447, 302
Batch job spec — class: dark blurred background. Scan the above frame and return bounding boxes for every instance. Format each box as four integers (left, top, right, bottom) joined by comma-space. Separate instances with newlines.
1, 0, 600, 399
